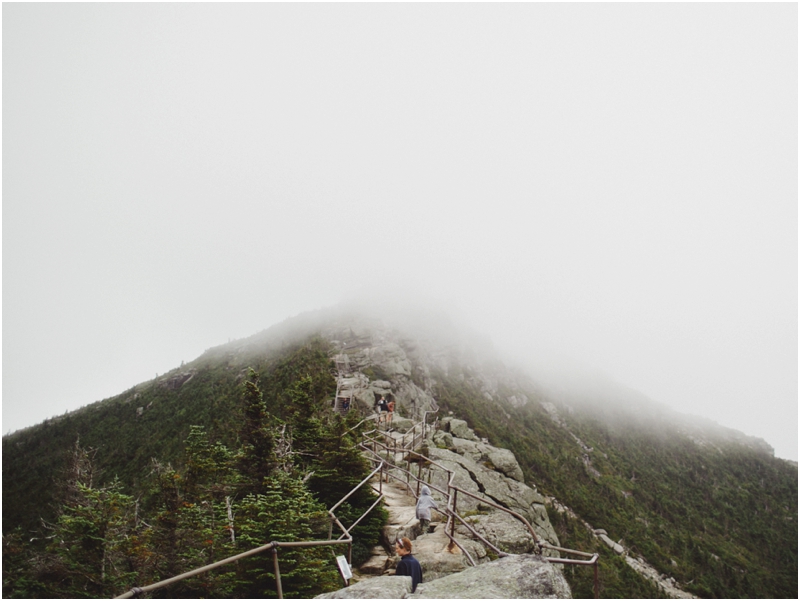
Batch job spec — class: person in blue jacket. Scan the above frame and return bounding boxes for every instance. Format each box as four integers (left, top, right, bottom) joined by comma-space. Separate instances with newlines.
394, 537, 423, 592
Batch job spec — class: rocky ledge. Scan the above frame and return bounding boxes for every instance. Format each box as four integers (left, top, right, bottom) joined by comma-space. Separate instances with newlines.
316, 554, 571, 599
427, 417, 561, 553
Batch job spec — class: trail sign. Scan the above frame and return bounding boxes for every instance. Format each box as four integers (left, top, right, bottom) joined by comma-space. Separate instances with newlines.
336, 555, 352, 583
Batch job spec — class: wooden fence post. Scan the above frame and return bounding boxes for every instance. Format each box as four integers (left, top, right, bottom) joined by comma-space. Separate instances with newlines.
450, 489, 458, 540
272, 547, 283, 599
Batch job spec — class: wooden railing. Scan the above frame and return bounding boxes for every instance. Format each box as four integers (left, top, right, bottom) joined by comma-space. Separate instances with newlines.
359, 414, 600, 598
114, 410, 599, 599
114, 462, 387, 599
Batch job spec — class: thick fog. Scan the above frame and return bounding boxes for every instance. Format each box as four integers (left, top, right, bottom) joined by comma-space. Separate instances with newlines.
4, 4, 797, 460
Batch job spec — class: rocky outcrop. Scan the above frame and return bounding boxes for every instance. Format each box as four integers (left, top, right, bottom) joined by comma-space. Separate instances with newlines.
433, 418, 525, 482
624, 556, 697, 599
315, 575, 414, 599
421, 441, 559, 550
458, 511, 538, 554
159, 370, 196, 390
599, 533, 624, 554
445, 419, 479, 442
411, 554, 571, 599
330, 335, 439, 419
319, 555, 571, 599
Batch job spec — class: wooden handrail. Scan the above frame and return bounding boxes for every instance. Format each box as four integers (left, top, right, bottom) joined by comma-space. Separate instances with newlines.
448, 484, 541, 545
123, 411, 598, 600
115, 461, 387, 599
363, 415, 599, 597
114, 538, 352, 599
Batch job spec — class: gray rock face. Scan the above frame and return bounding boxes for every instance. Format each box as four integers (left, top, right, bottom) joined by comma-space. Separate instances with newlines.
359, 552, 390, 575
432, 430, 454, 449
424, 449, 483, 513
445, 418, 480, 442
371, 380, 393, 393
426, 447, 559, 548
365, 343, 413, 378
389, 416, 415, 432
411, 554, 572, 599
599, 533, 624, 555
448, 437, 525, 483
322, 556, 571, 599
485, 447, 525, 482
459, 511, 537, 554
315, 576, 413, 599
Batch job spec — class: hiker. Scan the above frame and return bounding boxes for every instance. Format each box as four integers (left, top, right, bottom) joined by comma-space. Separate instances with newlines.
376, 396, 388, 423
387, 398, 395, 425
416, 485, 438, 534
394, 537, 422, 593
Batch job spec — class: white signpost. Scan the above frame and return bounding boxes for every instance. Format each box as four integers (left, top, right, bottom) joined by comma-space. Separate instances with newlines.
336, 555, 352, 585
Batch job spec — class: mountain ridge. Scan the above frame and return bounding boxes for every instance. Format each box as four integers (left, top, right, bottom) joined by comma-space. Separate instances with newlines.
3, 306, 796, 598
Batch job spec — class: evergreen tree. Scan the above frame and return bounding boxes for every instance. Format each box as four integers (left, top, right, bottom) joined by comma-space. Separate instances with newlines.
285, 376, 325, 467
28, 442, 140, 598
233, 470, 340, 598
236, 369, 277, 495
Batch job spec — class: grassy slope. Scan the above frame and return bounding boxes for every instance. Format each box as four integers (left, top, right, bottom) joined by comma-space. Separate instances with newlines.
430, 363, 797, 599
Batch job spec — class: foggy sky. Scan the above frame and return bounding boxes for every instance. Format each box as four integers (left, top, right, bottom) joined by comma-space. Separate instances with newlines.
4, 4, 797, 460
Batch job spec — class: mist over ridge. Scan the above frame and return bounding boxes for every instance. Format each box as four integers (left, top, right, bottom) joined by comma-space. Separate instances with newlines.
189, 297, 780, 460
4, 292, 796, 599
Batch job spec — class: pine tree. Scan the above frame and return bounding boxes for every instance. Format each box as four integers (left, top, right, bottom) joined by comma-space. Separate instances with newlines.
30, 442, 140, 598
236, 369, 277, 495
233, 470, 340, 598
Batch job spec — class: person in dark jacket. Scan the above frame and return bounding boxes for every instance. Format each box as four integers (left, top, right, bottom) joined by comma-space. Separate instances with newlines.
394, 537, 422, 592
376, 396, 388, 423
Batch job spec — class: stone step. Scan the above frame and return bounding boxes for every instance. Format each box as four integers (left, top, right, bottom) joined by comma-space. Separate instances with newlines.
358, 553, 390, 575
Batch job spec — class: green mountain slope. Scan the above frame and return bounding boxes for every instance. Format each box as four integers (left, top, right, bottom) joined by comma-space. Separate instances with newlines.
431, 365, 797, 598
3, 310, 797, 598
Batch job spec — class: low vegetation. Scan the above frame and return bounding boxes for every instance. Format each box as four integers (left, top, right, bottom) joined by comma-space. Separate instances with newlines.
432, 363, 797, 599
3, 331, 797, 599
3, 339, 386, 598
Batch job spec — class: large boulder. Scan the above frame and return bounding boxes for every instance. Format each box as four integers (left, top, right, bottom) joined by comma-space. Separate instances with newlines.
426, 448, 560, 548
410, 553, 572, 598
458, 511, 537, 554
432, 430, 454, 449
365, 343, 412, 378
424, 450, 483, 514
391, 378, 437, 418
485, 447, 525, 482
599, 533, 624, 555
315, 575, 413, 599
446, 419, 480, 442
448, 438, 525, 483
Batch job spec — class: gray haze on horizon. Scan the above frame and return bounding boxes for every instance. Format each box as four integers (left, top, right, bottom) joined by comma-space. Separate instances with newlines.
4, 4, 797, 460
